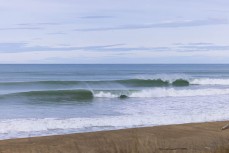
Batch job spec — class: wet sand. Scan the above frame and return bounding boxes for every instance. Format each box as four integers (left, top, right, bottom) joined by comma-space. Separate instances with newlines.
0, 121, 229, 153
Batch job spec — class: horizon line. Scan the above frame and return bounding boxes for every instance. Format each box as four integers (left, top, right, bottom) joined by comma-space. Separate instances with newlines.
0, 63, 229, 65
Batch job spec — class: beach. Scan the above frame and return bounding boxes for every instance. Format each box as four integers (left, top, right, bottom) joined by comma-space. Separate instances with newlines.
0, 121, 229, 153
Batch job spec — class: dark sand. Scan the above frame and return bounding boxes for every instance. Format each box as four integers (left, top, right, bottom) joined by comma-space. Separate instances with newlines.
0, 121, 229, 153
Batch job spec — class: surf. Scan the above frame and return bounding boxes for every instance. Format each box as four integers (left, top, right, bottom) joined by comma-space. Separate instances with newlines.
2, 88, 229, 102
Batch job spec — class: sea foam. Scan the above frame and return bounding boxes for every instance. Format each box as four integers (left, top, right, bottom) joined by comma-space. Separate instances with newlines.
190, 78, 229, 85
0, 113, 228, 140
94, 88, 229, 98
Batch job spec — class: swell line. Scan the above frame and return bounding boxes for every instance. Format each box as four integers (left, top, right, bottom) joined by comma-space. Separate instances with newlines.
0, 79, 190, 87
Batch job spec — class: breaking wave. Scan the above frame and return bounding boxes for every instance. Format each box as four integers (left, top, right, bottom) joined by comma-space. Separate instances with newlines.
1, 88, 229, 101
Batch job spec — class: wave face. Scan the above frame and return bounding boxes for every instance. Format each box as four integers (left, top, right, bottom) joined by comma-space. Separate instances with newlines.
1, 90, 94, 102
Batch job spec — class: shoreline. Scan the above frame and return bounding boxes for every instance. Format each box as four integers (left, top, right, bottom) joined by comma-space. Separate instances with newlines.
0, 121, 229, 153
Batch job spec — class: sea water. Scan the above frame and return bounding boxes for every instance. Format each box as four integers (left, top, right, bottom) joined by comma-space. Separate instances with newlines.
0, 64, 229, 139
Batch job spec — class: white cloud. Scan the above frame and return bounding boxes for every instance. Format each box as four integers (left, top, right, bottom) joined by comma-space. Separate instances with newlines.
0, 0, 229, 63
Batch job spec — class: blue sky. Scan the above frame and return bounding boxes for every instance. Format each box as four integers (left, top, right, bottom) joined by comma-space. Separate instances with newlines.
0, 0, 229, 63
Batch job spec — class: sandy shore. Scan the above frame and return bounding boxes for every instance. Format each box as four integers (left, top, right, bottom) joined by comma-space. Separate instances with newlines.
0, 121, 229, 153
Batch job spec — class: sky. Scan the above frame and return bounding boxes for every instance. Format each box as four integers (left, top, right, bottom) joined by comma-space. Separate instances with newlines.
0, 0, 229, 64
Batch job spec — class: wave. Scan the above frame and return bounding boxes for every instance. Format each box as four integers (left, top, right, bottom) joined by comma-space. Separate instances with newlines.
2, 88, 228, 101
0, 79, 190, 88
117, 79, 189, 87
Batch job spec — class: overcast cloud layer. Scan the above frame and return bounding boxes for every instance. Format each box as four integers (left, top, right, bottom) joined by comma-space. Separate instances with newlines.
0, 0, 229, 63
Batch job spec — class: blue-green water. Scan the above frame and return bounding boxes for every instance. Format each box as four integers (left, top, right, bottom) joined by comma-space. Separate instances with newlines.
0, 64, 229, 139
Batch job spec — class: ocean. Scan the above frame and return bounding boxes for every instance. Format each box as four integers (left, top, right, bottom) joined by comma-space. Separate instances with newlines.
0, 64, 229, 140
